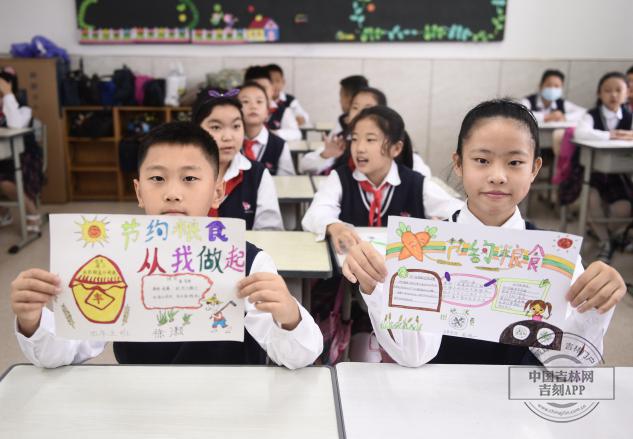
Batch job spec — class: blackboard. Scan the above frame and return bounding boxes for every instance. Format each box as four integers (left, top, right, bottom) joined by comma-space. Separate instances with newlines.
76, 0, 506, 44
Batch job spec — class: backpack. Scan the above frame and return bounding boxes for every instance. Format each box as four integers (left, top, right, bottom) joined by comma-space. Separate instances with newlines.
69, 111, 114, 138
143, 79, 166, 107
317, 280, 352, 365
112, 66, 136, 105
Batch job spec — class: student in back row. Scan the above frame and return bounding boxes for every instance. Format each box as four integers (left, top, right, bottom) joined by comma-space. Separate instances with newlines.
574, 71, 633, 262
244, 66, 301, 141
300, 86, 432, 177
11, 121, 323, 368
194, 89, 283, 230
342, 99, 626, 366
266, 64, 310, 127
521, 69, 585, 123
238, 81, 295, 176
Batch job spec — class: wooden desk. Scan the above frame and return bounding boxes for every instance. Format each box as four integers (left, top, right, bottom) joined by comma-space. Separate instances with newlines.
0, 364, 343, 439
336, 363, 632, 439
273, 176, 315, 204
573, 139, 633, 238
0, 128, 40, 253
246, 230, 332, 308
246, 231, 332, 279
539, 120, 576, 148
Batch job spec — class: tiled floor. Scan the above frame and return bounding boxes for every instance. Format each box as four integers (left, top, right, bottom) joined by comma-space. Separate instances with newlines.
1, 200, 631, 373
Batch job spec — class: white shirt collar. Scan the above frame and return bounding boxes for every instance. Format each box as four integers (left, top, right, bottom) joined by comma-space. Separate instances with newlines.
223, 153, 252, 181
352, 161, 401, 188
249, 126, 269, 145
601, 105, 623, 121
455, 202, 525, 230
278, 91, 287, 102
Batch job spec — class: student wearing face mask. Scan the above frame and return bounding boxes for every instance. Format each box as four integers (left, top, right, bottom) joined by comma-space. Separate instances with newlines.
521, 69, 585, 123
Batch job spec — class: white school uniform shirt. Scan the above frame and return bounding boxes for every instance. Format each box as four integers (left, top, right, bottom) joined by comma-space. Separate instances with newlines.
520, 95, 586, 124
298, 147, 337, 175
279, 91, 310, 126
574, 105, 632, 141
270, 100, 301, 141
361, 204, 615, 367
412, 153, 432, 177
301, 160, 464, 240
14, 250, 323, 370
223, 153, 284, 231
1, 93, 32, 128
247, 126, 295, 176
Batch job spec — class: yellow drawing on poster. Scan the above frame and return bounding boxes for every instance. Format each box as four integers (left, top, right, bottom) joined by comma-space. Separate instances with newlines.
69, 255, 127, 323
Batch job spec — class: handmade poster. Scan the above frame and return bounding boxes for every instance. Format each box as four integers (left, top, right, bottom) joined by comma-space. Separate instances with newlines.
383, 216, 583, 350
51, 214, 247, 342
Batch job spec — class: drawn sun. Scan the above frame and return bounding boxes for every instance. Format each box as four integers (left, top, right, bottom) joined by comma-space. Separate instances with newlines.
552, 234, 578, 255
75, 216, 109, 248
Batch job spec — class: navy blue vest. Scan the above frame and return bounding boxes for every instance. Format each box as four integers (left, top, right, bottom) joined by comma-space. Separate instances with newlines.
337, 163, 425, 226
218, 160, 266, 230
431, 210, 540, 365
266, 102, 289, 131
257, 131, 285, 176
527, 93, 566, 114
588, 105, 633, 131
113, 243, 268, 365
338, 113, 348, 134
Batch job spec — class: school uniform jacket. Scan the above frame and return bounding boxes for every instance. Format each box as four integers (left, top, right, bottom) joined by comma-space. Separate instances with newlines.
278, 91, 310, 126
301, 161, 463, 240
217, 153, 283, 231
360, 205, 615, 367
266, 100, 301, 141
14, 244, 323, 369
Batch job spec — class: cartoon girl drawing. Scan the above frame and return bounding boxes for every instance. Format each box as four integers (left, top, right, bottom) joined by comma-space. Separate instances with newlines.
524, 300, 552, 321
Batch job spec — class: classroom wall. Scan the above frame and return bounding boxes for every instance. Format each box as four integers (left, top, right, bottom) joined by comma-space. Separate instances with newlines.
1, 0, 631, 174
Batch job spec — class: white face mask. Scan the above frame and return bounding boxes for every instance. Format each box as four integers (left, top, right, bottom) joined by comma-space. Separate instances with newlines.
541, 87, 563, 102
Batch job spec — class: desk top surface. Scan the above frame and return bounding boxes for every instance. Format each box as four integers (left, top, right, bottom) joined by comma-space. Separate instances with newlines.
246, 230, 332, 277
539, 121, 577, 130
572, 138, 633, 149
273, 175, 315, 201
336, 362, 632, 439
0, 364, 342, 439
0, 127, 32, 138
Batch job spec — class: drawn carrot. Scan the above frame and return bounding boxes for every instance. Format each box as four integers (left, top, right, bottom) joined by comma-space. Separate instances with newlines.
401, 230, 424, 261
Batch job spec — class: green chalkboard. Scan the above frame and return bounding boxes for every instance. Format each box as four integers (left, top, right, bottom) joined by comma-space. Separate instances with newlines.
76, 0, 506, 44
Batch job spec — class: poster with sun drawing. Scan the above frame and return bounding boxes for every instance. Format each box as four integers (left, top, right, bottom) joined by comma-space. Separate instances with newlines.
383, 216, 582, 350
50, 214, 247, 342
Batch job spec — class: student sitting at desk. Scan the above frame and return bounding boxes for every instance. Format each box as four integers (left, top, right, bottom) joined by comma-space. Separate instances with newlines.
0, 67, 43, 233
10, 122, 323, 369
302, 106, 461, 361
193, 89, 283, 231
244, 66, 301, 142
238, 81, 295, 176
342, 99, 626, 366
521, 69, 585, 123
300, 86, 432, 177
266, 63, 310, 127
574, 71, 633, 263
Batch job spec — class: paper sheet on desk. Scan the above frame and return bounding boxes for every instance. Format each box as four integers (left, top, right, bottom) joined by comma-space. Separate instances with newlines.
382, 216, 582, 350
50, 214, 246, 342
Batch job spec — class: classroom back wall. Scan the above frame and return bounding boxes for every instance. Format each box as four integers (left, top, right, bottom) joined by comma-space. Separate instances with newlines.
1, 0, 631, 173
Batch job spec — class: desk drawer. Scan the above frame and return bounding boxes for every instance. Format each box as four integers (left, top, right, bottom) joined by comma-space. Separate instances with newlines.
593, 150, 633, 173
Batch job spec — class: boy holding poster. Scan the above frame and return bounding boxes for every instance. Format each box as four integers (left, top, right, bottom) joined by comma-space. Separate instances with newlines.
10, 122, 323, 369
342, 100, 626, 366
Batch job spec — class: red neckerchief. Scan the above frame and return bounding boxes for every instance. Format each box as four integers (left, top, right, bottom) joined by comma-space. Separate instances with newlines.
242, 139, 257, 161
358, 180, 390, 227
208, 170, 244, 217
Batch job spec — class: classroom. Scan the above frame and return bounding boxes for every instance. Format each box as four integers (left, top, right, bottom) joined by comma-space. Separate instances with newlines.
0, 0, 632, 437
